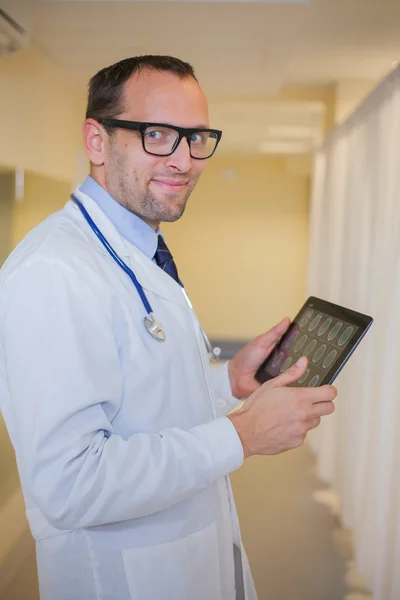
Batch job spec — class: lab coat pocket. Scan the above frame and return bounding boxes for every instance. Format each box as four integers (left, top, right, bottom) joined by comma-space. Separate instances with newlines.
122, 521, 222, 600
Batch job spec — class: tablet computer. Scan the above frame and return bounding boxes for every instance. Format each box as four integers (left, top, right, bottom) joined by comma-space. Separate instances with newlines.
255, 297, 373, 387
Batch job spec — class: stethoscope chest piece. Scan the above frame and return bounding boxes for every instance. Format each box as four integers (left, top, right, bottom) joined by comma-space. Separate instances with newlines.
144, 312, 166, 341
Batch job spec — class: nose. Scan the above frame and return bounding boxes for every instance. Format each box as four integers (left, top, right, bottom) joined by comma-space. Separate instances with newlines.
164, 136, 192, 172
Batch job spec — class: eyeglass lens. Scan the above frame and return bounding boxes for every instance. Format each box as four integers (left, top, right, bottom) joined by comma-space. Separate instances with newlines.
143, 125, 218, 158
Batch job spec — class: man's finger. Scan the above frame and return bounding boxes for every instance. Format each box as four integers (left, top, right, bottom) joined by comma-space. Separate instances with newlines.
269, 356, 308, 387
299, 385, 338, 404
307, 417, 321, 430
311, 400, 336, 418
258, 317, 291, 349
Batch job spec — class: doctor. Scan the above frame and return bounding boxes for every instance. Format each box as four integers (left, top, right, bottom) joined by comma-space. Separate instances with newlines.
0, 55, 336, 600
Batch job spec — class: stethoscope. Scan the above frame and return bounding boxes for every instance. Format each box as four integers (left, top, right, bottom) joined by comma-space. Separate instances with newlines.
71, 195, 221, 361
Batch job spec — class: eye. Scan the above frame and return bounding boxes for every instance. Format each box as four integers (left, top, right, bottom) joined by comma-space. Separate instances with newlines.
190, 132, 207, 145
145, 129, 166, 140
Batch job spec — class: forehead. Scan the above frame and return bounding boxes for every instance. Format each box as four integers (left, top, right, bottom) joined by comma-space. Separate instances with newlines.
121, 69, 209, 127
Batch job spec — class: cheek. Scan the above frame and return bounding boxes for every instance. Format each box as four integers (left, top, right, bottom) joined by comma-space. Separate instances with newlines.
123, 150, 160, 180
192, 161, 207, 179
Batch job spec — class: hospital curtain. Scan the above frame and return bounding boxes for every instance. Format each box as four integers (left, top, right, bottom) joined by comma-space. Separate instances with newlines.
308, 64, 400, 600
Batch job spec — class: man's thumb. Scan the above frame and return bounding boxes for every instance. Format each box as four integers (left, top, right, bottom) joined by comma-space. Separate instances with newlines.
271, 356, 308, 387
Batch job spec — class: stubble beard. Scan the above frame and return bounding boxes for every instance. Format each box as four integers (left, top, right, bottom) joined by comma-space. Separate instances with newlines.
107, 147, 199, 224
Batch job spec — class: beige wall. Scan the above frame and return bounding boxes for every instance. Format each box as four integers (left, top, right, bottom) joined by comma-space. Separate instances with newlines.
13, 171, 72, 246
0, 172, 14, 266
0, 173, 17, 507
0, 44, 85, 182
163, 155, 310, 340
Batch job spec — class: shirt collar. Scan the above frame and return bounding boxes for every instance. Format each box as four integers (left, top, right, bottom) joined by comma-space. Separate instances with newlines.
80, 175, 159, 260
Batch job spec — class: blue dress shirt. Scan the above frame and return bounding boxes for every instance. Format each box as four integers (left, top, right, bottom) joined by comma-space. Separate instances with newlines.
80, 176, 159, 260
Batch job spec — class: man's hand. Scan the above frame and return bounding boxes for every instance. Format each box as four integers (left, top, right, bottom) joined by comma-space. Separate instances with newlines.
228, 318, 291, 399
227, 357, 337, 458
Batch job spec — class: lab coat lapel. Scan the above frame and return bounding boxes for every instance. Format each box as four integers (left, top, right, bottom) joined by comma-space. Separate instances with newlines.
125, 245, 189, 310
68, 187, 189, 311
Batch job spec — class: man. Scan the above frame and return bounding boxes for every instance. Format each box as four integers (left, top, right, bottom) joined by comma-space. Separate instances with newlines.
0, 56, 336, 600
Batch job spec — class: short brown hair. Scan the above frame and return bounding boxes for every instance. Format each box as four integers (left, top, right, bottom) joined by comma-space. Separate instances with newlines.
86, 55, 197, 123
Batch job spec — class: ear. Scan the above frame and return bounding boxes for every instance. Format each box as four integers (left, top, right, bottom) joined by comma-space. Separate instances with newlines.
83, 118, 107, 166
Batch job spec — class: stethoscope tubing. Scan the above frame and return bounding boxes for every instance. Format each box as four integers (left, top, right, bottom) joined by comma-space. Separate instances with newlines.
72, 195, 153, 314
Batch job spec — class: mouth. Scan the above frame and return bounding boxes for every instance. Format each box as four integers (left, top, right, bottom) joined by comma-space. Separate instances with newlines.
151, 179, 189, 193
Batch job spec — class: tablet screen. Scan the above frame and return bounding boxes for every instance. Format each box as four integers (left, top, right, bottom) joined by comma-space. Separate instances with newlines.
255, 297, 373, 387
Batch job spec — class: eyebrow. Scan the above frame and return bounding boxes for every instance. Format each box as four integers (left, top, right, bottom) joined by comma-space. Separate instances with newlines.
122, 115, 211, 129
154, 121, 211, 129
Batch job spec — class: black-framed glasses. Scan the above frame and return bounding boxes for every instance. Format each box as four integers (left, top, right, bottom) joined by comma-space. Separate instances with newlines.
99, 118, 222, 160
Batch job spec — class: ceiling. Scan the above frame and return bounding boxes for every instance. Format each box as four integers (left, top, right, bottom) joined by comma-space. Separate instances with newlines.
23, 0, 400, 155
210, 100, 325, 156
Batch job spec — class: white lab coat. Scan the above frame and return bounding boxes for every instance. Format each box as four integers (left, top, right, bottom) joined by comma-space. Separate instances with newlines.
0, 187, 258, 600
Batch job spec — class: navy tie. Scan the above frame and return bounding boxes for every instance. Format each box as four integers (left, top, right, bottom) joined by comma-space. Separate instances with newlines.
154, 235, 182, 286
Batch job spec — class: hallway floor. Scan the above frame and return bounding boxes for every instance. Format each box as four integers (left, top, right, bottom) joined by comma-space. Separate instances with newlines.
2, 444, 373, 600
230, 443, 373, 600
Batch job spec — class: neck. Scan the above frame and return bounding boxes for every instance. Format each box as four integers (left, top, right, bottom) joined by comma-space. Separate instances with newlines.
144, 218, 161, 232
89, 171, 160, 231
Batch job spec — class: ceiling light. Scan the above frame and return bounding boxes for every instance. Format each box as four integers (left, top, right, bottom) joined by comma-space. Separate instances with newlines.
259, 140, 312, 155
266, 125, 316, 139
